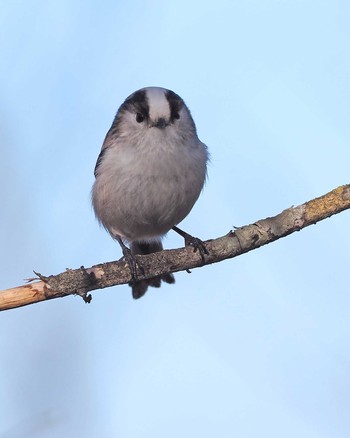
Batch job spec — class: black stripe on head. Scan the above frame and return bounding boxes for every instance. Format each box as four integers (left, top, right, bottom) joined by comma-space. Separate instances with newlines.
166, 89, 184, 123
105, 89, 150, 142
121, 89, 150, 121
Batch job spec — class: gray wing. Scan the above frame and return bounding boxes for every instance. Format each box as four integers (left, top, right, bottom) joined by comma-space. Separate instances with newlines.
94, 121, 120, 178
94, 147, 107, 177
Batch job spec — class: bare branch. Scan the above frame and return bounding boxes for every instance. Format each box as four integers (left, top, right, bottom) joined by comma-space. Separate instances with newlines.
1, 184, 350, 311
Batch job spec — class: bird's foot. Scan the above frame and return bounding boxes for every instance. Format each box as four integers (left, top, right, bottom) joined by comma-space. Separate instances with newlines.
116, 236, 145, 280
172, 226, 209, 262
122, 247, 145, 280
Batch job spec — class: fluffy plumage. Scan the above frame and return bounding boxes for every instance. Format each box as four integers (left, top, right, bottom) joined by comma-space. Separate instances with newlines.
92, 87, 208, 298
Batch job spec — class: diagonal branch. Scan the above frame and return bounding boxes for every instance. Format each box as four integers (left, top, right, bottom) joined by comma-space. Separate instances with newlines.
1, 184, 350, 312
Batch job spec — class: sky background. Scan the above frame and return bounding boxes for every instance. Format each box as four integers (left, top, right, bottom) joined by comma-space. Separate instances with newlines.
1, 0, 350, 437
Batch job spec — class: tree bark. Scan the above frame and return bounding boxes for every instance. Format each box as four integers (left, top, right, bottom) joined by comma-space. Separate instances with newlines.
1, 184, 349, 311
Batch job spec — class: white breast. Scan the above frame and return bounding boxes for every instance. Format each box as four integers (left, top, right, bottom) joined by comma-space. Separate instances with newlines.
92, 131, 207, 242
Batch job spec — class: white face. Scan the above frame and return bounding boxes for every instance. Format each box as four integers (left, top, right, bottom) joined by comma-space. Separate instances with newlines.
115, 86, 197, 138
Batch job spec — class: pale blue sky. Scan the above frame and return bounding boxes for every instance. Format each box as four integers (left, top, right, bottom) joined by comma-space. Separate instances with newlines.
1, 1, 350, 437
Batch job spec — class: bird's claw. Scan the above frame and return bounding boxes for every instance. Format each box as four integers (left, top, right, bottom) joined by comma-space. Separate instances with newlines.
122, 248, 145, 280
184, 235, 209, 262
172, 225, 208, 263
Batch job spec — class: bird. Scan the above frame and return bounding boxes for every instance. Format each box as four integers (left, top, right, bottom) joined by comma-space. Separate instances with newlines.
92, 86, 209, 299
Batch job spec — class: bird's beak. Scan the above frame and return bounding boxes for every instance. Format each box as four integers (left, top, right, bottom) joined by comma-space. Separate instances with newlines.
153, 118, 168, 129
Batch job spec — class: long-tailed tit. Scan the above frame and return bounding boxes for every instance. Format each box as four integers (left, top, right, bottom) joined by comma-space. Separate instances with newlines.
92, 87, 209, 299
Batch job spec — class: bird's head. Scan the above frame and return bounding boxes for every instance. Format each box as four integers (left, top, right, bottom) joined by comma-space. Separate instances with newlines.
113, 86, 197, 142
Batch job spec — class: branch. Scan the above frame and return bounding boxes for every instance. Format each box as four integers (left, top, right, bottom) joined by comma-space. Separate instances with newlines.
1, 184, 350, 311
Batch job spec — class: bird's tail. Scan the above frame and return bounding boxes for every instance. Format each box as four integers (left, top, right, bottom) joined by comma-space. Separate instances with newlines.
130, 239, 175, 299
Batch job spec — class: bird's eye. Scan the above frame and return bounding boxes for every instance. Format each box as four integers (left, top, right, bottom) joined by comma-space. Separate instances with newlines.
174, 113, 180, 120
136, 113, 144, 123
